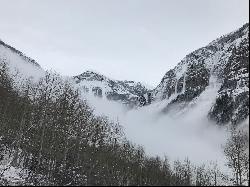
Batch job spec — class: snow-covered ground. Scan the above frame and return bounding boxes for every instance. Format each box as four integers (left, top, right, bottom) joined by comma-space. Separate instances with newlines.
0, 147, 28, 185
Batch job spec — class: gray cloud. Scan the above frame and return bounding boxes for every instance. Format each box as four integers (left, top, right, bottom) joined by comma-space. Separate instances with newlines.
0, 0, 248, 86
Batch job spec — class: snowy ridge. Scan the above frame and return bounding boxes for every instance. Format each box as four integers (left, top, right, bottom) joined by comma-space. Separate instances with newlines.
74, 70, 149, 107
153, 23, 249, 100
0, 39, 44, 82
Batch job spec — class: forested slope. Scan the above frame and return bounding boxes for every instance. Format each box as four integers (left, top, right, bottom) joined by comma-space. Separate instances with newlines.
0, 64, 197, 186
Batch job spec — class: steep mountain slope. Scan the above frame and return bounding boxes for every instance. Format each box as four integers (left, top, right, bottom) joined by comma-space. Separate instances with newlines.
148, 23, 249, 126
74, 71, 149, 107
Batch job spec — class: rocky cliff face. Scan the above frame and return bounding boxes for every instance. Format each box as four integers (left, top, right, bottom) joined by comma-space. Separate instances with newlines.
149, 23, 249, 126
74, 71, 149, 107
208, 27, 249, 125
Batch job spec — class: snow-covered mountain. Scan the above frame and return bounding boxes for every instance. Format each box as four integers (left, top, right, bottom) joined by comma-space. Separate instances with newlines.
145, 23, 249, 126
0, 23, 249, 127
74, 71, 149, 107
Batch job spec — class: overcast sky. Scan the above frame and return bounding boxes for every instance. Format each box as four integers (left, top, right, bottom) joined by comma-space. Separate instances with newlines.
0, 0, 249, 86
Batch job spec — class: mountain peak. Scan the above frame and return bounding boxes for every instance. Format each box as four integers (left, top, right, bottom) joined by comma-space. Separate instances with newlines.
74, 70, 108, 82
74, 70, 149, 107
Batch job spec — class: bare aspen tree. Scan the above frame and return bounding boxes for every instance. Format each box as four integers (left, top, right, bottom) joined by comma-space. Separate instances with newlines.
224, 129, 249, 186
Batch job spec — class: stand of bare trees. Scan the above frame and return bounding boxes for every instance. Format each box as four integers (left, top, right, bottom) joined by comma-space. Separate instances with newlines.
224, 128, 249, 186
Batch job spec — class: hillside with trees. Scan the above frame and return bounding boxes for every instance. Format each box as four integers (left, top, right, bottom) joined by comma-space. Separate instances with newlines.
0, 62, 249, 186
